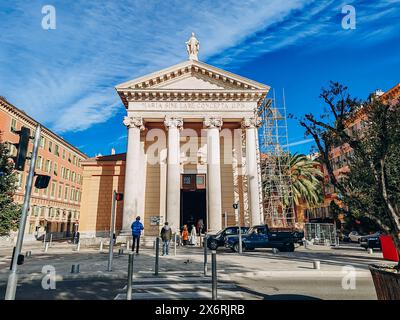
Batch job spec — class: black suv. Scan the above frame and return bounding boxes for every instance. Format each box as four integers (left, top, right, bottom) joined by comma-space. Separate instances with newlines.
206, 226, 249, 250
360, 232, 382, 250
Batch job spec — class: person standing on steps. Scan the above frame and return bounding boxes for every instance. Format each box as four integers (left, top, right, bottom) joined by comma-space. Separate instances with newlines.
131, 216, 144, 254
181, 225, 189, 246
160, 222, 172, 256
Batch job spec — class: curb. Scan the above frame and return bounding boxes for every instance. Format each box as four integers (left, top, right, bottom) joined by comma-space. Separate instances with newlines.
223, 270, 372, 278
11, 272, 129, 283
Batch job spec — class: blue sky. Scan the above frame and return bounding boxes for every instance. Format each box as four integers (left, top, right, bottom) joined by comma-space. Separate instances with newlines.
0, 0, 399, 157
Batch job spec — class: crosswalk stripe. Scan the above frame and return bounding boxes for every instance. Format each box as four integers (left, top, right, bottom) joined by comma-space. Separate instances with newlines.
115, 289, 244, 300
122, 283, 237, 290
115, 273, 243, 300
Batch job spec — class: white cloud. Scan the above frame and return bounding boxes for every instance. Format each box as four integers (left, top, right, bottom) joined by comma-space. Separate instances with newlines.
0, 0, 398, 134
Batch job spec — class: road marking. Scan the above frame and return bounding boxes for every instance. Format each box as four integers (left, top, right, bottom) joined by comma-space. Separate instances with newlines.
115, 289, 243, 300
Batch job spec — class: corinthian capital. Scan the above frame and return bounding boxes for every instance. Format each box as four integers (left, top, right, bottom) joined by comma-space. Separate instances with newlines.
241, 116, 262, 129
123, 116, 145, 130
203, 116, 223, 129
164, 116, 183, 129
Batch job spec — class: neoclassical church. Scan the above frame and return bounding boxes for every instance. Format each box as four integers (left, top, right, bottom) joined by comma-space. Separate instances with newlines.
79, 34, 270, 239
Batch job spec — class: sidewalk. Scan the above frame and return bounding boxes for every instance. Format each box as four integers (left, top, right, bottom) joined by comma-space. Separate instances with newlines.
0, 241, 391, 283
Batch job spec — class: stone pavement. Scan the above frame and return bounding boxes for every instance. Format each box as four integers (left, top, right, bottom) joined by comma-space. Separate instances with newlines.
0, 241, 393, 281
0, 241, 395, 300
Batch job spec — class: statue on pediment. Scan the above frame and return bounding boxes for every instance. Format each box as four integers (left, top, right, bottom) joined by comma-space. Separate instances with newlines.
186, 32, 200, 61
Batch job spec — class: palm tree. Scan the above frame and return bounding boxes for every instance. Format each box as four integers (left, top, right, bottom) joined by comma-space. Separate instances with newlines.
261, 153, 324, 209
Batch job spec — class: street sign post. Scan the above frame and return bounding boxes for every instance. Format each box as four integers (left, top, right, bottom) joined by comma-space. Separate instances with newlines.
107, 191, 117, 272
5, 125, 41, 300
233, 203, 242, 254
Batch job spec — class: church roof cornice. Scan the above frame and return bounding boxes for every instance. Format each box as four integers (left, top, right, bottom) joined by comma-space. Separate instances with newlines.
115, 60, 270, 108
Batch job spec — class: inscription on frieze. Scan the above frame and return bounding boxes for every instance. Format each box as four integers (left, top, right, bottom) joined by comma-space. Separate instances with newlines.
129, 101, 255, 112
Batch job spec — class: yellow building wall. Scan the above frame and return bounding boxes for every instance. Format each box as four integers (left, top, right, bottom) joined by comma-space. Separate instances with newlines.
79, 160, 125, 237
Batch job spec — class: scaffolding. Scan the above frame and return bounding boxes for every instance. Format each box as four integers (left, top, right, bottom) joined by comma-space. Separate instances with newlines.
258, 89, 295, 227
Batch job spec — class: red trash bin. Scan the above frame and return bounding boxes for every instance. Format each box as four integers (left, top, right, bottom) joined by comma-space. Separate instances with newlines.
380, 235, 399, 262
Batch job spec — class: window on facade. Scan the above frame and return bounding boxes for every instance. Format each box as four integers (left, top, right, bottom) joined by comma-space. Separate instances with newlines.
45, 159, 50, 172
36, 156, 43, 170
48, 141, 53, 153
58, 185, 62, 199
51, 182, 56, 197
43, 185, 48, 196
55, 144, 60, 156
40, 136, 45, 148
68, 153, 72, 163
10, 118, 17, 132
66, 169, 70, 180
34, 186, 39, 194
54, 163, 58, 176
73, 155, 76, 165
62, 149, 66, 159
64, 187, 69, 201
70, 189, 74, 201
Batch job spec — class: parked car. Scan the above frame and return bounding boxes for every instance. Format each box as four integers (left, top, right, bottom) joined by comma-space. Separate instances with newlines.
206, 226, 249, 250
348, 231, 363, 243
360, 232, 383, 250
225, 224, 304, 252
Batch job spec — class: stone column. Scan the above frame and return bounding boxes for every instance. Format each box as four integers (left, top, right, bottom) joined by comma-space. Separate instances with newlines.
164, 117, 183, 233
242, 117, 262, 226
204, 116, 223, 232
121, 116, 145, 234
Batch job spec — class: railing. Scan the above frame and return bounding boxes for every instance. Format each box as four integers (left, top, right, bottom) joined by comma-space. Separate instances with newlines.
304, 223, 338, 246
38, 231, 73, 241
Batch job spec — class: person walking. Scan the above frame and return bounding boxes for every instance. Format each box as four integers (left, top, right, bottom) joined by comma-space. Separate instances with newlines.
131, 216, 144, 254
181, 225, 189, 246
189, 224, 197, 245
160, 222, 172, 256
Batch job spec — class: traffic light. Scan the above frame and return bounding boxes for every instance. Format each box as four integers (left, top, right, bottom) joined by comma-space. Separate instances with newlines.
13, 126, 31, 171
35, 174, 51, 189
115, 193, 124, 201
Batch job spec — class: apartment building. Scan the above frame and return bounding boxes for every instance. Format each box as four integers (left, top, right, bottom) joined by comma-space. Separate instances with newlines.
0, 97, 88, 240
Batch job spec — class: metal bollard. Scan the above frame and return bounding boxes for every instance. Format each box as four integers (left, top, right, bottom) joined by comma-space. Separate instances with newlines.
71, 264, 80, 273
174, 234, 177, 256
211, 250, 217, 300
25, 251, 32, 257
313, 260, 320, 270
44, 242, 49, 253
76, 241, 81, 252
99, 240, 103, 252
49, 234, 53, 247
154, 237, 160, 276
368, 248, 373, 254
272, 248, 279, 254
204, 235, 208, 276
127, 252, 134, 300
118, 248, 124, 255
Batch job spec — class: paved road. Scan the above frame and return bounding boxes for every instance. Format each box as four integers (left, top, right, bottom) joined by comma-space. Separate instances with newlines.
0, 273, 376, 300
0, 242, 387, 300
0, 278, 125, 300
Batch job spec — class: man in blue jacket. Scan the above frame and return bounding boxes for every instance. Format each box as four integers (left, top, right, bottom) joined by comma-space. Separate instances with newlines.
131, 216, 144, 254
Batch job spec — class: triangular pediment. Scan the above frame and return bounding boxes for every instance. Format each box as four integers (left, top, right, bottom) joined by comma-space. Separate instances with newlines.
153, 73, 230, 90
116, 60, 270, 91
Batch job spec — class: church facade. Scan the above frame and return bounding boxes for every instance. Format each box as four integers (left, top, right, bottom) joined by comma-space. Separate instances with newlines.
79, 34, 270, 238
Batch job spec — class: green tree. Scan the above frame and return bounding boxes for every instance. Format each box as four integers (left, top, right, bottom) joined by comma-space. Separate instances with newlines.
0, 133, 21, 236
261, 153, 324, 209
299, 82, 400, 266
286, 153, 324, 207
